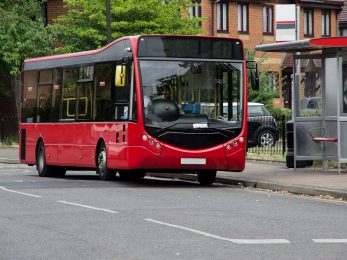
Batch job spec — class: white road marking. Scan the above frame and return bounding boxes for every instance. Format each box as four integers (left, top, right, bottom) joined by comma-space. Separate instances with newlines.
144, 219, 290, 245
313, 239, 347, 243
57, 200, 118, 214
0, 186, 42, 198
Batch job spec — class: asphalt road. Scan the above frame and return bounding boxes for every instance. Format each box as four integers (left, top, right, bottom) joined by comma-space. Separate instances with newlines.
1, 163, 347, 260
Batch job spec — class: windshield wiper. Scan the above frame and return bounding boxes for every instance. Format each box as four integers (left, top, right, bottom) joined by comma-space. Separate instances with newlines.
153, 122, 192, 134
152, 122, 236, 136
205, 127, 235, 136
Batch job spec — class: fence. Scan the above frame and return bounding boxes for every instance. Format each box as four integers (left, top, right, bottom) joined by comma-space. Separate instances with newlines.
0, 113, 18, 145
247, 114, 292, 161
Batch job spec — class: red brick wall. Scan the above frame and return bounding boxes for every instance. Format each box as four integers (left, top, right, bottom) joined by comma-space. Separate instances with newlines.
47, 0, 67, 24
201, 0, 212, 34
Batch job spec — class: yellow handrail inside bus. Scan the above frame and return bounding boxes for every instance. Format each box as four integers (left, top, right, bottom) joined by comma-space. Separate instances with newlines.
64, 97, 88, 117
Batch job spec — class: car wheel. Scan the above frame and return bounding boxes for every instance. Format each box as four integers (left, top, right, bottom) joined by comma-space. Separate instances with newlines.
257, 130, 276, 147
97, 143, 116, 181
197, 170, 216, 185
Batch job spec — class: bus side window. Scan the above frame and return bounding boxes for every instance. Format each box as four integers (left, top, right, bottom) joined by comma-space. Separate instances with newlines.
37, 70, 53, 123
62, 68, 78, 120
22, 71, 38, 123
95, 62, 113, 121
51, 68, 62, 122
114, 63, 131, 120
77, 66, 94, 121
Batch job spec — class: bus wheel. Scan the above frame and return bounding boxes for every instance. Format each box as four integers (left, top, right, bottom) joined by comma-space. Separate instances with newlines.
36, 141, 53, 177
97, 143, 115, 181
197, 170, 216, 185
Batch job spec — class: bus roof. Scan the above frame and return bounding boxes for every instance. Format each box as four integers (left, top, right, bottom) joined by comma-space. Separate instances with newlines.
23, 35, 244, 71
23, 36, 138, 71
255, 37, 347, 53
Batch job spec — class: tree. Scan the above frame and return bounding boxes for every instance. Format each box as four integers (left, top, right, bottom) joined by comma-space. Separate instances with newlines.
0, 0, 54, 79
50, 0, 203, 53
246, 47, 279, 108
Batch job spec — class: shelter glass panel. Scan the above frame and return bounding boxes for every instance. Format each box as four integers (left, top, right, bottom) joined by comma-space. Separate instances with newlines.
325, 57, 338, 117
297, 58, 322, 117
342, 62, 347, 114
295, 121, 323, 157
341, 122, 347, 159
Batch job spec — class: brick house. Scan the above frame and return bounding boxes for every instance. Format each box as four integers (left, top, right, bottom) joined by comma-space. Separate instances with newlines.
339, 1, 347, 35
38, 2, 347, 107
189, 0, 343, 108
44, 0, 344, 108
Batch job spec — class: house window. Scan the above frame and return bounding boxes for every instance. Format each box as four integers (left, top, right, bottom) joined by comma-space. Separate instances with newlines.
189, 0, 201, 18
263, 5, 273, 34
40, 1, 48, 26
304, 8, 314, 37
238, 3, 248, 33
321, 10, 331, 37
189, 0, 202, 26
267, 72, 279, 91
217, 1, 228, 32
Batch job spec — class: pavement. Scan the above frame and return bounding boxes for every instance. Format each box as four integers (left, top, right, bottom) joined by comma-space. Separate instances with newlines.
1, 146, 347, 200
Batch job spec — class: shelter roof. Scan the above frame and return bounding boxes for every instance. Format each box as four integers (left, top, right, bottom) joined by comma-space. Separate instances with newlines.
256, 37, 347, 53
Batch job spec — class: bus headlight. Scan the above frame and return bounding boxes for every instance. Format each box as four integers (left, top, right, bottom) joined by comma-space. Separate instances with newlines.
142, 134, 148, 141
239, 136, 244, 143
226, 144, 231, 150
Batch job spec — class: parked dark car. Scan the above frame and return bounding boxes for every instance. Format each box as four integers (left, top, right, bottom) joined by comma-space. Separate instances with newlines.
201, 102, 279, 147
245, 102, 279, 147
300, 97, 321, 112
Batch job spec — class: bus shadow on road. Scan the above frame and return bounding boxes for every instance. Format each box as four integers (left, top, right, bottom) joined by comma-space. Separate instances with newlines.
32, 171, 226, 189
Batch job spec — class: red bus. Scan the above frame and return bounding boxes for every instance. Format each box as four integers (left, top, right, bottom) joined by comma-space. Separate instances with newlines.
20, 35, 252, 185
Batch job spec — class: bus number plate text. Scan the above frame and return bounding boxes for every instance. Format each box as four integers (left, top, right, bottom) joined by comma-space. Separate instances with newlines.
180, 158, 206, 165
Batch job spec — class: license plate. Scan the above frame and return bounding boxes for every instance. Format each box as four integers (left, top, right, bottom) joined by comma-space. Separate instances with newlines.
181, 158, 206, 165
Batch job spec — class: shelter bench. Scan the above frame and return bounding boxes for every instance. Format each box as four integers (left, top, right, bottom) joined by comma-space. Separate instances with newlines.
307, 127, 338, 143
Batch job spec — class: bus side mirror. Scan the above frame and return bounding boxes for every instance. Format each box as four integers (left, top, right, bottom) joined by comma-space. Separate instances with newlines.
115, 65, 127, 87
247, 61, 260, 91
251, 70, 259, 91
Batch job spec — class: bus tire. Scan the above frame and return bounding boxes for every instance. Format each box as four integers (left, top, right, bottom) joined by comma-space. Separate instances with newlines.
36, 141, 53, 177
97, 143, 115, 181
197, 170, 216, 185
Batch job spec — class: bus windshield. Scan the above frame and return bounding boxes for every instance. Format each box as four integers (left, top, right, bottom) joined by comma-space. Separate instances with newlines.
139, 59, 243, 139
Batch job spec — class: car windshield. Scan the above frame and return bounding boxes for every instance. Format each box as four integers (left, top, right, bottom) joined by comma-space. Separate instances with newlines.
248, 105, 270, 116
139, 60, 243, 134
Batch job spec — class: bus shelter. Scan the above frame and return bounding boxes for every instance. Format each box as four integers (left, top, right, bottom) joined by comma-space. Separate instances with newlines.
256, 37, 347, 173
